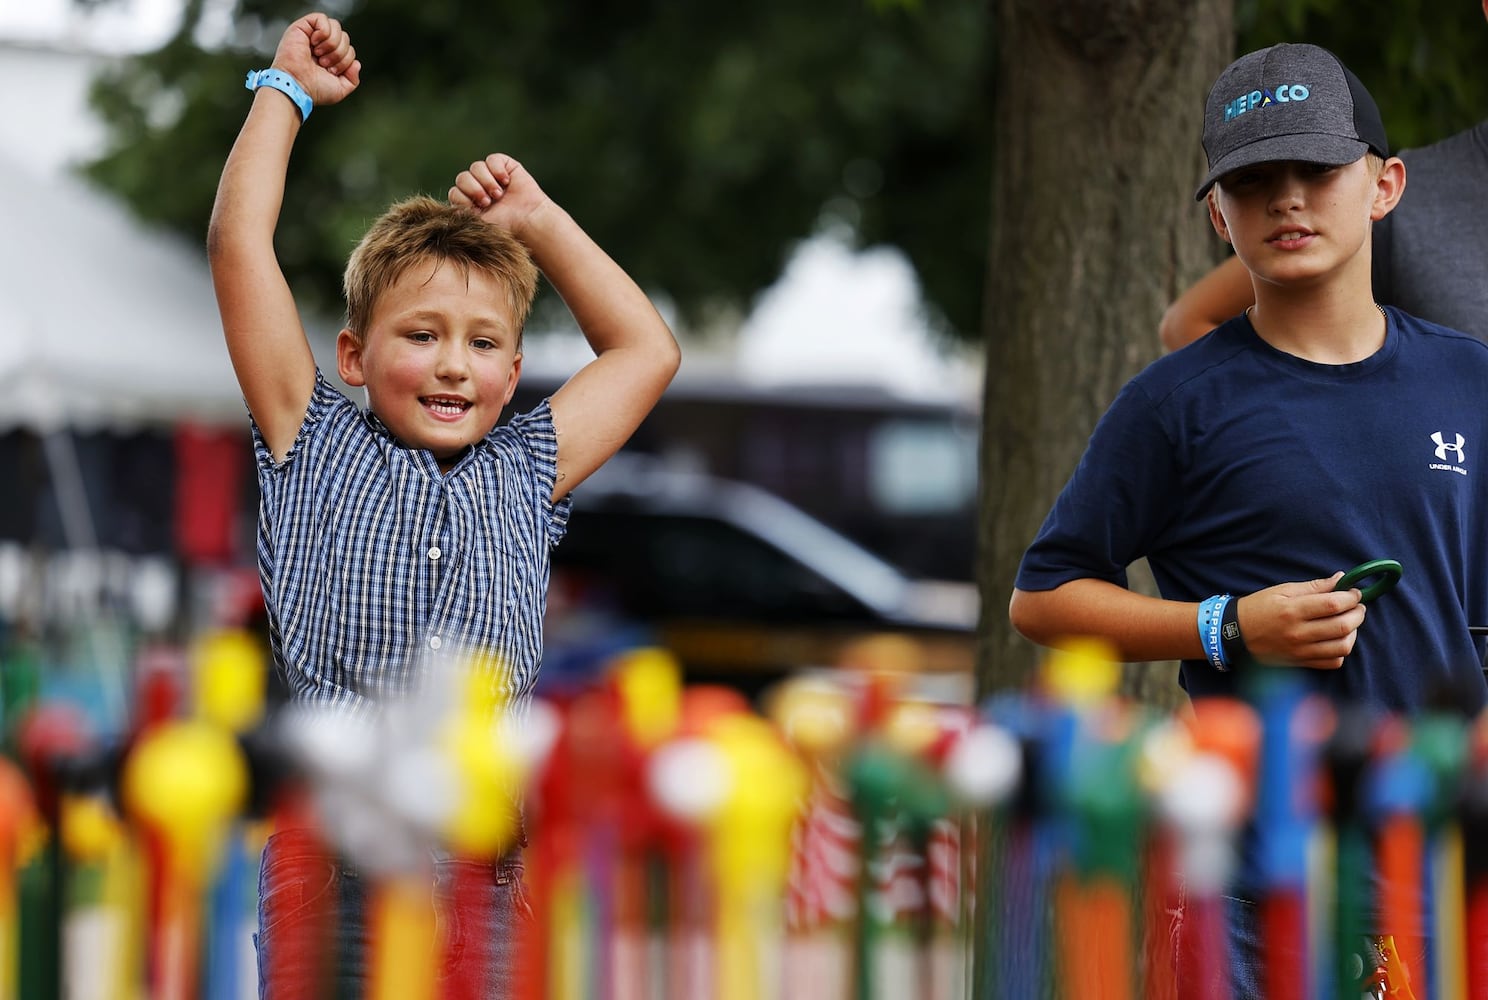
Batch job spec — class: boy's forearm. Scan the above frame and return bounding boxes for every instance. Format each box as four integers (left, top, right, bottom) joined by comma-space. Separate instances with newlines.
1009, 578, 1205, 662
515, 198, 680, 501
207, 87, 318, 460
207, 91, 303, 258
520, 204, 676, 357
1158, 255, 1254, 352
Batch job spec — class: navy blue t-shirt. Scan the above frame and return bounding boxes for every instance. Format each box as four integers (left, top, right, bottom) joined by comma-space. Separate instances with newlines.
1016, 307, 1488, 713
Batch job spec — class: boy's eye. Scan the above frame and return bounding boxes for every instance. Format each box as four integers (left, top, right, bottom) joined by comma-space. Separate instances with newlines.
471, 338, 497, 351
409, 331, 435, 343
1220, 163, 1267, 187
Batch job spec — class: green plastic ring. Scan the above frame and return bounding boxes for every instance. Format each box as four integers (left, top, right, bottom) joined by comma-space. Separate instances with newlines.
1335, 559, 1402, 604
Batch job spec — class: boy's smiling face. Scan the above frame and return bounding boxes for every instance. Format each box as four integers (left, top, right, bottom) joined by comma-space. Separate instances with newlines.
336, 257, 522, 470
1208, 157, 1401, 291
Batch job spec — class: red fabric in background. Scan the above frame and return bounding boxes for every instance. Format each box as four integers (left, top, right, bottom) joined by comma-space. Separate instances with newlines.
174, 425, 246, 565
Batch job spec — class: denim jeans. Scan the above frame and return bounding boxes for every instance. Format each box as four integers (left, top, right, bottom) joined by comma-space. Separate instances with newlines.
254, 828, 531, 1000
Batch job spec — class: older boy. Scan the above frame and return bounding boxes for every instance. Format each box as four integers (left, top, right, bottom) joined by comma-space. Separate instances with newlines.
1159, 0, 1488, 350
208, 12, 679, 997
1010, 42, 1488, 992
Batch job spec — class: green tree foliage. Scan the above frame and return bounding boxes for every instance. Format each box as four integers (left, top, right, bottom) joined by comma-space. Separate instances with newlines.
77, 0, 1488, 342
80, 0, 990, 337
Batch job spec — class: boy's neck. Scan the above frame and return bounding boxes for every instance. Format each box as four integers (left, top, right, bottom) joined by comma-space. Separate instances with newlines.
1248, 274, 1388, 365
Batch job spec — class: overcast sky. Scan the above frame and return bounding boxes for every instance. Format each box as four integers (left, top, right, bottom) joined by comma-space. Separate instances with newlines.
0, 0, 179, 51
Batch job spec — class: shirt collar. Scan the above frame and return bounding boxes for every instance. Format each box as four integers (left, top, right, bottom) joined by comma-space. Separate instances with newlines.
360, 407, 479, 477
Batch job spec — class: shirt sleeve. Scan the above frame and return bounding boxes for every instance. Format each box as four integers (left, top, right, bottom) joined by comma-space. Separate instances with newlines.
1014, 378, 1185, 592
503, 398, 573, 547
249, 369, 349, 474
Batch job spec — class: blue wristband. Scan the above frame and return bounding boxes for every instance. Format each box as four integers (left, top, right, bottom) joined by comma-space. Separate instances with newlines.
245, 68, 313, 122
1198, 594, 1231, 672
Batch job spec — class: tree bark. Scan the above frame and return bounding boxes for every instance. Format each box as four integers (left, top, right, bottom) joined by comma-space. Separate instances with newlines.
978, 0, 1233, 704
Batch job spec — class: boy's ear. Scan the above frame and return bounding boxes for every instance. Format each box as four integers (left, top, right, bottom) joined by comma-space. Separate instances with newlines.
1206, 189, 1233, 244
1370, 156, 1407, 222
336, 328, 367, 387
501, 353, 523, 408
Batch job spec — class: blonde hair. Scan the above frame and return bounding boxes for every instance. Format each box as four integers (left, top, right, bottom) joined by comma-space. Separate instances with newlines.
343, 195, 539, 346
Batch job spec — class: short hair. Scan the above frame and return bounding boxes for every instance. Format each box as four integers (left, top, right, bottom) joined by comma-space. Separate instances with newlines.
343, 195, 539, 347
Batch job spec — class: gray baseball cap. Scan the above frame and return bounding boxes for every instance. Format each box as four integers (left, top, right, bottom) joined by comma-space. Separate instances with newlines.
1195, 43, 1389, 200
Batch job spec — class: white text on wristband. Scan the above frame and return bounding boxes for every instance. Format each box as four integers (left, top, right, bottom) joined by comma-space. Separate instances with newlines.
1198, 594, 1232, 672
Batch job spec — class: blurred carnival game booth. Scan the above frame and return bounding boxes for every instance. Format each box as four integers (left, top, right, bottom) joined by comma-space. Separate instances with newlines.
0, 145, 263, 739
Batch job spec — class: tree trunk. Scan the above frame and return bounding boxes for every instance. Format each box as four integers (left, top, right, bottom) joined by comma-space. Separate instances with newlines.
977, 0, 1233, 705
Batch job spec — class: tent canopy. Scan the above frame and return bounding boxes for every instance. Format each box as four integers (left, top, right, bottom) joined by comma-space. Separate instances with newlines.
0, 151, 246, 431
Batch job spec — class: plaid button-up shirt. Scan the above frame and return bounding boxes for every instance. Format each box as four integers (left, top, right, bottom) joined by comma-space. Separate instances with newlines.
253, 371, 571, 717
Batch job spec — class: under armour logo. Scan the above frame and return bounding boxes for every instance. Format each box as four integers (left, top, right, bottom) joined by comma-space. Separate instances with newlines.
1432, 431, 1466, 463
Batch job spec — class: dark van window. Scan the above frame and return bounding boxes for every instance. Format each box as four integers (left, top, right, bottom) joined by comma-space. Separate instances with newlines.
507, 376, 978, 581
557, 511, 870, 623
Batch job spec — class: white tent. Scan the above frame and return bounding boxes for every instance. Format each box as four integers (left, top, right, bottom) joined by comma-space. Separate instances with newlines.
0, 149, 244, 431
0, 44, 245, 634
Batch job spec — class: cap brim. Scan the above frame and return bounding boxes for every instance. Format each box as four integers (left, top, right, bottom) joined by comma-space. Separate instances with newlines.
1193, 133, 1370, 200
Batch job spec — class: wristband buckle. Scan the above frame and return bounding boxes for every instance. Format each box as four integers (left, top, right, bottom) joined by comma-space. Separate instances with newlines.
245, 68, 313, 122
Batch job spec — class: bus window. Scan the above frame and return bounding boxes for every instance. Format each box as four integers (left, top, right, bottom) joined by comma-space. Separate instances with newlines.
868, 418, 977, 515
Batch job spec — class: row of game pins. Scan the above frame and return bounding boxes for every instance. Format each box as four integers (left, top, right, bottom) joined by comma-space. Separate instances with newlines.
4, 633, 1488, 998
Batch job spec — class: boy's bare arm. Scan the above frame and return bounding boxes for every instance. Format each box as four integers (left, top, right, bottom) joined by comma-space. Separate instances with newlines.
1010, 573, 1365, 669
450, 155, 681, 502
207, 12, 360, 462
1010, 579, 1207, 661
1157, 255, 1254, 352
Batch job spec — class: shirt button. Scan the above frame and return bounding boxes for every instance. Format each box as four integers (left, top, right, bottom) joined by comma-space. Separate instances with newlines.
427, 546, 441, 561
429, 636, 443, 650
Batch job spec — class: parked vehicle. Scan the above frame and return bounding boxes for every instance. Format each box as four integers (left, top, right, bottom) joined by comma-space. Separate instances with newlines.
510, 373, 978, 582
544, 455, 977, 691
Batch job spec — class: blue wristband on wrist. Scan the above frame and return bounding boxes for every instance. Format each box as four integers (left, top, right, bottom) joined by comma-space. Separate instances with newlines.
245, 68, 313, 122
1198, 594, 1231, 672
